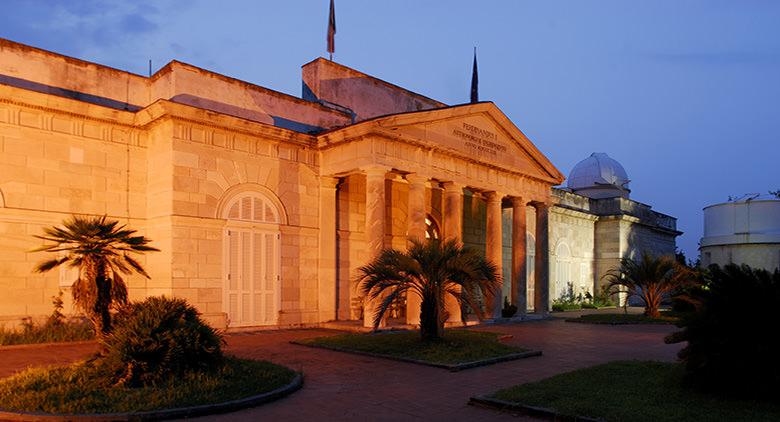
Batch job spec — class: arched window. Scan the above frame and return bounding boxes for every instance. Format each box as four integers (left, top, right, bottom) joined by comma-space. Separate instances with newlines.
555, 242, 572, 300
425, 215, 440, 240
224, 193, 280, 224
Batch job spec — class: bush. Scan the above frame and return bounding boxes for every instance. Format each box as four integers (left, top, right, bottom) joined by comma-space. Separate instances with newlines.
0, 291, 94, 346
552, 301, 581, 312
97, 296, 224, 387
666, 264, 780, 397
501, 297, 518, 318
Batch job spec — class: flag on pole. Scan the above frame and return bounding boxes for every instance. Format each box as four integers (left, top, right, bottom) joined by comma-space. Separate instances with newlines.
470, 47, 479, 103
327, 0, 336, 60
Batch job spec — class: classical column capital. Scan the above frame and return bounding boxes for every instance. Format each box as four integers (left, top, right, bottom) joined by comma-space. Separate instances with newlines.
484, 191, 504, 203
441, 181, 465, 194
360, 164, 392, 177
405, 173, 429, 186
510, 196, 527, 207
532, 200, 551, 210
320, 176, 340, 189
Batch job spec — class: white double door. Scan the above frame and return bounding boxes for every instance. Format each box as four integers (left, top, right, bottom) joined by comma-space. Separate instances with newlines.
225, 228, 280, 327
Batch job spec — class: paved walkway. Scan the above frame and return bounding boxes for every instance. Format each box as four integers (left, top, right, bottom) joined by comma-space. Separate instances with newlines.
0, 319, 681, 421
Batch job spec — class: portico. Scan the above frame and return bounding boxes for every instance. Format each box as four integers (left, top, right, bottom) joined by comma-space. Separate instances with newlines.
316, 103, 564, 327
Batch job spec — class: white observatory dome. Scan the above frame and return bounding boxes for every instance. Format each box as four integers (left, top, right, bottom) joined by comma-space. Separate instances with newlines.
567, 153, 630, 199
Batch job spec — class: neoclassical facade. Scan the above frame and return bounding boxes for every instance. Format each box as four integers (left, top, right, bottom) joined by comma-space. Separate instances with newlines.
0, 38, 679, 329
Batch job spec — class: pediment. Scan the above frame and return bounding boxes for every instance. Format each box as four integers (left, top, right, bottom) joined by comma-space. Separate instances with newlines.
374, 104, 564, 184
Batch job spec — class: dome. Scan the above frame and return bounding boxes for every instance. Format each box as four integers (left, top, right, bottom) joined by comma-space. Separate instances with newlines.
567, 153, 630, 199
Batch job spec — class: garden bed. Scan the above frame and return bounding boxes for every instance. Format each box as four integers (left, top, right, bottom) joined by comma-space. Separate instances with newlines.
0, 357, 299, 419
471, 360, 780, 422
293, 329, 540, 371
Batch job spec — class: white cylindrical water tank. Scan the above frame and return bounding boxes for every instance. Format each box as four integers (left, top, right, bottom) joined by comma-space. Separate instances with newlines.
700, 194, 780, 271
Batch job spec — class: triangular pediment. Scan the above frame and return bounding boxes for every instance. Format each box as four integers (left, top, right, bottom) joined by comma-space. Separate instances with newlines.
367, 103, 565, 184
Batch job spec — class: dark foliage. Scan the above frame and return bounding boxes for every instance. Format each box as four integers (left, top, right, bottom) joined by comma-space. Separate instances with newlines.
501, 297, 518, 318
97, 296, 224, 387
666, 264, 780, 397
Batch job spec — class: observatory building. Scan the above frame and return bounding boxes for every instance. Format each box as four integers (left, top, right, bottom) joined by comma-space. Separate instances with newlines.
700, 194, 780, 271
0, 38, 679, 329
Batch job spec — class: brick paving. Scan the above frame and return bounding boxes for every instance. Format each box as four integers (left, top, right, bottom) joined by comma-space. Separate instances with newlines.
0, 319, 681, 421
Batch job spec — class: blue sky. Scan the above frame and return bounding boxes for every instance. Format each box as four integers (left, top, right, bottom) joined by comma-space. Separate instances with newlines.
2, 0, 778, 258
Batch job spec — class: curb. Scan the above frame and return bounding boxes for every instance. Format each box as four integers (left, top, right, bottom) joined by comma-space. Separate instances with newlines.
0, 340, 97, 351
468, 395, 604, 422
564, 318, 675, 325
0, 372, 303, 421
291, 341, 541, 372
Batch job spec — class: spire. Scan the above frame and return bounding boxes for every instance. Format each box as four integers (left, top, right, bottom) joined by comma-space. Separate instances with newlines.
470, 47, 479, 103
327, 0, 336, 61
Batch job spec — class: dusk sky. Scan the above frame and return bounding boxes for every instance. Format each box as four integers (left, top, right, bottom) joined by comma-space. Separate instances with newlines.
2, 0, 778, 258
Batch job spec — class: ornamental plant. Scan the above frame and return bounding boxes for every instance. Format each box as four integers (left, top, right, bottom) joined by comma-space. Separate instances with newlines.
603, 252, 695, 318
357, 238, 500, 341
32, 215, 159, 337
97, 296, 224, 387
666, 264, 780, 397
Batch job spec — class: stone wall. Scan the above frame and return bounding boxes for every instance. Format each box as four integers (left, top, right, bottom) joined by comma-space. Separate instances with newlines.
0, 87, 150, 328
549, 207, 597, 301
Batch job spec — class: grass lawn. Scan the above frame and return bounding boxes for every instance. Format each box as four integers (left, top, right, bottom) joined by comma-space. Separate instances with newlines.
298, 329, 529, 365
566, 310, 681, 325
490, 361, 780, 422
0, 357, 296, 414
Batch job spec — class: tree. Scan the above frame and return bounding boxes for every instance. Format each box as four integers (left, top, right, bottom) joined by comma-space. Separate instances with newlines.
603, 251, 694, 318
32, 215, 159, 336
666, 264, 780, 397
357, 238, 500, 341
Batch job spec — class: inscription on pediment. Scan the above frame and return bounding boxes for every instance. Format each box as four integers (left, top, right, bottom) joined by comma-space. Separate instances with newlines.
452, 122, 508, 158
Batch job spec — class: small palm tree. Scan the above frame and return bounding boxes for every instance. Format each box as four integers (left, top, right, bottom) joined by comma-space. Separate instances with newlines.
32, 215, 159, 336
357, 238, 500, 341
604, 251, 693, 318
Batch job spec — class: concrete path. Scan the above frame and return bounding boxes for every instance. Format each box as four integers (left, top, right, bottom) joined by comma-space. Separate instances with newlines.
0, 319, 681, 421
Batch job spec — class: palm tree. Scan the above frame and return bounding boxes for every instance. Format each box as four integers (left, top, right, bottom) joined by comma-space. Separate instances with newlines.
357, 238, 500, 341
603, 251, 694, 318
32, 215, 159, 336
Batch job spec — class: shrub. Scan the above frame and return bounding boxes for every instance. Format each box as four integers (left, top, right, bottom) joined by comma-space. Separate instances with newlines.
97, 296, 224, 387
604, 252, 695, 317
666, 264, 780, 397
501, 296, 518, 318
552, 301, 581, 312
0, 291, 94, 346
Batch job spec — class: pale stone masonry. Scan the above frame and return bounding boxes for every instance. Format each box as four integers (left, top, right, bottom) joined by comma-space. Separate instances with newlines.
0, 38, 679, 329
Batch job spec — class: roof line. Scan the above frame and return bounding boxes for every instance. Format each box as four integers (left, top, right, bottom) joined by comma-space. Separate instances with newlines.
302, 57, 447, 108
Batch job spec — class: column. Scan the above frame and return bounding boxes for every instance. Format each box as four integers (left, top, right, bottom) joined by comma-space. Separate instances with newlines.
442, 182, 464, 323
511, 197, 527, 317
363, 165, 390, 328
405, 173, 427, 325
534, 202, 550, 314
318, 177, 339, 322
485, 191, 504, 319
